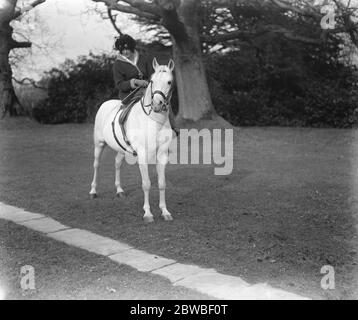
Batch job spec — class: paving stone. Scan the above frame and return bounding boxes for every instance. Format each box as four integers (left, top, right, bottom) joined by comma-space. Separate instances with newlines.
234, 283, 308, 300
152, 263, 215, 283
174, 271, 250, 299
48, 228, 132, 256
1, 202, 310, 300
18, 217, 70, 234
0, 203, 44, 222
175, 273, 308, 300
109, 249, 176, 272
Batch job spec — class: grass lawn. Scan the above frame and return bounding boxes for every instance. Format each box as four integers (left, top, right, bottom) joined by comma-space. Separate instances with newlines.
0, 117, 357, 299
0, 220, 211, 299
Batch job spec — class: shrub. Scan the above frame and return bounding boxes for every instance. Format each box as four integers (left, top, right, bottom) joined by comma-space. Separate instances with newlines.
33, 41, 358, 128
33, 53, 116, 124
206, 46, 358, 128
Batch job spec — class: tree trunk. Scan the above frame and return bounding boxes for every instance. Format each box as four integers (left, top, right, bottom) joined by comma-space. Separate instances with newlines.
0, 25, 20, 117
172, 39, 215, 122
168, 1, 216, 122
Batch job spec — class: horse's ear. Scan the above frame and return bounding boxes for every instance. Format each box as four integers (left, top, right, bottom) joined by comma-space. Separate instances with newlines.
168, 59, 175, 71
152, 57, 159, 71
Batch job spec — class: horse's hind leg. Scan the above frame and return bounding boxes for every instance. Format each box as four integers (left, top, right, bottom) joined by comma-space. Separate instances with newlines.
115, 152, 126, 198
89, 141, 106, 198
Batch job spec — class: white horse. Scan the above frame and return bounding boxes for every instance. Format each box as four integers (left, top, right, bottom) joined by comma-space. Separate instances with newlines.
89, 58, 175, 223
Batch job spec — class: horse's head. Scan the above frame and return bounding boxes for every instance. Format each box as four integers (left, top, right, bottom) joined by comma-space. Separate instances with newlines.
149, 58, 175, 113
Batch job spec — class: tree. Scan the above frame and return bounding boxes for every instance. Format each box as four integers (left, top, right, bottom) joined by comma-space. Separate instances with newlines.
93, 0, 220, 123
92, 0, 358, 123
0, 0, 46, 117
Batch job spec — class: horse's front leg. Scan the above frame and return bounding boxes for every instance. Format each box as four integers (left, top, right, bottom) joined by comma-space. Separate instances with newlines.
138, 158, 154, 223
115, 152, 126, 197
89, 141, 106, 198
157, 149, 173, 221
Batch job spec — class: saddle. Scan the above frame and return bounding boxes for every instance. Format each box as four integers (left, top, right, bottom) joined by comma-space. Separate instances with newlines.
111, 95, 143, 157
118, 95, 141, 125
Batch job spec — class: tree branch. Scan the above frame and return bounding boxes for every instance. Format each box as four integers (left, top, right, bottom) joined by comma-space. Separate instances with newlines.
206, 0, 245, 7
12, 77, 47, 90
203, 25, 321, 46
154, 0, 178, 11
92, 0, 160, 20
266, 24, 320, 44
13, 0, 46, 20
269, 0, 321, 19
107, 8, 122, 35
211, 0, 322, 18
156, 0, 188, 42
120, 0, 161, 16
203, 29, 263, 44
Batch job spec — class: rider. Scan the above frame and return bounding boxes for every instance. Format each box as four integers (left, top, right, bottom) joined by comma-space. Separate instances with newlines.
113, 34, 178, 135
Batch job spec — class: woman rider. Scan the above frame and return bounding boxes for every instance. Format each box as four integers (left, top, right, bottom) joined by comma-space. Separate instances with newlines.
113, 34, 178, 135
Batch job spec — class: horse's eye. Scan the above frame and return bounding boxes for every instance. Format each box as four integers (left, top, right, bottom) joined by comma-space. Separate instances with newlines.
168, 81, 172, 85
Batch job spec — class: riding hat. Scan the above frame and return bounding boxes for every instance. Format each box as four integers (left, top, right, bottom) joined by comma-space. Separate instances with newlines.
114, 34, 137, 53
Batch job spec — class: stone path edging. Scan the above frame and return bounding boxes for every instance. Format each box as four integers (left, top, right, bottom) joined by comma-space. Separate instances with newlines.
0, 202, 309, 300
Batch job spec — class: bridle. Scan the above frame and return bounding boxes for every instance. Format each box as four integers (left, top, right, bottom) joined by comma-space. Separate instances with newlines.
141, 79, 173, 116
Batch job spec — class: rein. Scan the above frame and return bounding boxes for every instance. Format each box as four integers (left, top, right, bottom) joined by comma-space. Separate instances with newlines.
141, 80, 172, 116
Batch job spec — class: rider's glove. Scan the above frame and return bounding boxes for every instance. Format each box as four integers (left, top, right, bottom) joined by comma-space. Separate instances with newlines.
131, 79, 148, 89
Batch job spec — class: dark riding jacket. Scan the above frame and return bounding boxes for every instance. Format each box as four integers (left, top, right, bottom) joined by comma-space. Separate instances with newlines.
113, 52, 154, 101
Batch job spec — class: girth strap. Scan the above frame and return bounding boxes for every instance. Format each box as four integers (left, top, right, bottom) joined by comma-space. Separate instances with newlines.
111, 103, 137, 157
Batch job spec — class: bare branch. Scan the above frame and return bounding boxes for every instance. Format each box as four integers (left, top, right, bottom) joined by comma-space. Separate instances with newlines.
92, 0, 160, 20
269, 0, 321, 18
205, 0, 242, 7
120, 0, 161, 15
107, 8, 123, 35
12, 77, 47, 90
204, 24, 321, 46
266, 24, 320, 44
212, 0, 322, 20
153, 0, 177, 10
203, 29, 262, 43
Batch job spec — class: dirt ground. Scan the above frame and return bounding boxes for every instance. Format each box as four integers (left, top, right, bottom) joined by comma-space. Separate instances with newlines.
0, 117, 357, 299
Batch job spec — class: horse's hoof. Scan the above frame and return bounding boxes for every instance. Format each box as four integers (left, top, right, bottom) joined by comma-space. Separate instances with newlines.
162, 214, 173, 221
116, 192, 126, 198
90, 193, 97, 199
143, 215, 154, 223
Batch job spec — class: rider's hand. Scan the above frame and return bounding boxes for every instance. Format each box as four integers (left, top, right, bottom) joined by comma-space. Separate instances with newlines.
133, 79, 148, 88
